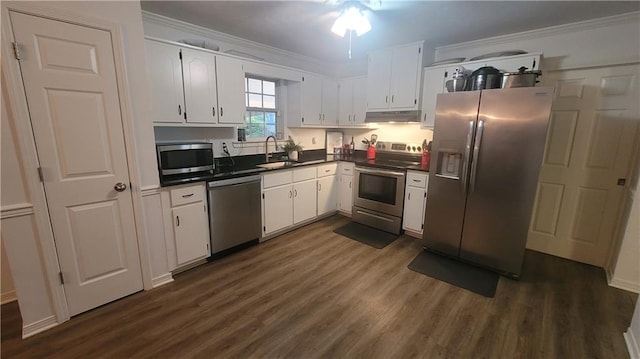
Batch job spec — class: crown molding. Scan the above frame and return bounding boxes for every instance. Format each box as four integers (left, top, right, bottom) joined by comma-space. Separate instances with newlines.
141, 10, 331, 72
437, 11, 640, 53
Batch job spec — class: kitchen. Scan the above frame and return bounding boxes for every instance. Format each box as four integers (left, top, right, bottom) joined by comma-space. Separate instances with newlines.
1, 1, 640, 357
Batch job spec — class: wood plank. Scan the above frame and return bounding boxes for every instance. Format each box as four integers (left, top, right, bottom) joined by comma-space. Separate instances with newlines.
1, 215, 637, 358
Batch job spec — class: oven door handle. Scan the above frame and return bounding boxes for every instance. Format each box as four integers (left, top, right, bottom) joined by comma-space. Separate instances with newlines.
355, 167, 405, 178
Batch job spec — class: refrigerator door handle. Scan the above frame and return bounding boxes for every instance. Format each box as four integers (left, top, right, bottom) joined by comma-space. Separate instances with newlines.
461, 120, 474, 193
470, 120, 484, 193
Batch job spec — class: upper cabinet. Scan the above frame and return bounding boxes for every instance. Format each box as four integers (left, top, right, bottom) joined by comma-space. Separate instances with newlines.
367, 41, 424, 112
145, 38, 245, 126
287, 73, 339, 127
338, 76, 367, 126
420, 53, 541, 128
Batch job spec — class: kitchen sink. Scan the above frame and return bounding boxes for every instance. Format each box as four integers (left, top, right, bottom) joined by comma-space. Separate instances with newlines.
256, 161, 296, 169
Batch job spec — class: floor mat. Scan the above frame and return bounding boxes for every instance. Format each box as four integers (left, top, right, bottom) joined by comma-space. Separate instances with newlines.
333, 221, 398, 249
408, 251, 499, 297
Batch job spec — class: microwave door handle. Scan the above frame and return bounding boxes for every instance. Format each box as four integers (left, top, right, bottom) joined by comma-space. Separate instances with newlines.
461, 120, 474, 193
469, 120, 484, 193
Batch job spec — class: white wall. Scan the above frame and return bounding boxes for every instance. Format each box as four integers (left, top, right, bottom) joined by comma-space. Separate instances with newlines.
626, 300, 640, 359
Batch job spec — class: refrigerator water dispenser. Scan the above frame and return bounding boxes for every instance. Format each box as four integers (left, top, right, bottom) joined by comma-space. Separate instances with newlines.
436, 151, 462, 179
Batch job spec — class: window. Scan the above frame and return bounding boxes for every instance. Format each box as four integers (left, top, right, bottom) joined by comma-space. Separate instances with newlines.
245, 77, 277, 138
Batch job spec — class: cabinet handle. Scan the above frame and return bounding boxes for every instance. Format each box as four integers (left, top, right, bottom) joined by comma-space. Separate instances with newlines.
220, 107, 224, 116
319, 113, 322, 121
323, 114, 325, 121
408, 193, 411, 200
212, 107, 216, 117
348, 115, 351, 122
325, 169, 330, 173
353, 114, 356, 122
391, 95, 395, 103
178, 105, 182, 115
412, 179, 421, 183
176, 216, 180, 227
294, 189, 297, 197
318, 183, 322, 191
349, 181, 351, 189
385, 95, 388, 103
182, 193, 194, 198
288, 190, 292, 198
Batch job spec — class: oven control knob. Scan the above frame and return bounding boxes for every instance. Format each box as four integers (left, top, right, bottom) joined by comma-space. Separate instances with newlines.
412, 146, 417, 151
417, 146, 422, 151
406, 146, 410, 151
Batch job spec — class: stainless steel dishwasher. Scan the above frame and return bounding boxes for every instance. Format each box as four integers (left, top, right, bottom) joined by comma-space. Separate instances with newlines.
207, 175, 262, 254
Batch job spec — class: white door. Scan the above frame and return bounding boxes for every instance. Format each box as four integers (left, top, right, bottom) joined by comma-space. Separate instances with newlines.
389, 43, 421, 109
352, 77, 368, 125
403, 186, 426, 232
317, 176, 338, 215
301, 74, 322, 125
339, 175, 353, 212
367, 49, 392, 110
263, 186, 293, 235
338, 79, 353, 126
321, 78, 339, 125
145, 40, 185, 124
527, 64, 640, 266
10, 12, 143, 316
172, 202, 209, 266
181, 48, 218, 124
420, 67, 446, 127
216, 55, 245, 125
293, 180, 317, 224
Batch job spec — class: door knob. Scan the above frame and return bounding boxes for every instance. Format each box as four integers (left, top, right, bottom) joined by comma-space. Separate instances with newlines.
114, 182, 127, 192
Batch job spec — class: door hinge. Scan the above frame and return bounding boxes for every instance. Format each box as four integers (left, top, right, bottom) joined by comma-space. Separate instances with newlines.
179, 50, 182, 60
12, 42, 21, 60
206, 243, 210, 252
414, 99, 417, 105
418, 47, 421, 54
421, 224, 424, 229
262, 193, 265, 199
424, 192, 427, 198
184, 111, 187, 120
59, 272, 65, 285
37, 167, 44, 182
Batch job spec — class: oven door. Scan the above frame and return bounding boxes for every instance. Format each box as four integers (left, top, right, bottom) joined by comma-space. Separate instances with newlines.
354, 166, 406, 217
157, 143, 214, 176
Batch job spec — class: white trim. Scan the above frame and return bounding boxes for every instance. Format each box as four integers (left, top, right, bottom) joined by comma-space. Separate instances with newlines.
141, 10, 329, 71
625, 326, 640, 359
0, 203, 34, 219
22, 315, 58, 339
609, 277, 640, 294
151, 273, 174, 288
141, 185, 162, 197
437, 12, 640, 54
1, 290, 17, 304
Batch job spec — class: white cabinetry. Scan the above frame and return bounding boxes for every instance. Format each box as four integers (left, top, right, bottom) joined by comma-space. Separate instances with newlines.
338, 162, 355, 214
338, 77, 367, 126
317, 163, 338, 215
402, 171, 429, 236
262, 170, 294, 235
367, 41, 424, 111
145, 38, 245, 126
288, 73, 338, 127
420, 53, 541, 128
293, 167, 317, 224
161, 183, 210, 270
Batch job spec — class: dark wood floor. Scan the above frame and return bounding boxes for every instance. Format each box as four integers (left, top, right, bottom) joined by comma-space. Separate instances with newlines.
2, 215, 637, 358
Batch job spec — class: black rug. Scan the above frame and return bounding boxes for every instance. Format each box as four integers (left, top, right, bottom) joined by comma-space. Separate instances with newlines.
333, 222, 398, 249
408, 251, 499, 297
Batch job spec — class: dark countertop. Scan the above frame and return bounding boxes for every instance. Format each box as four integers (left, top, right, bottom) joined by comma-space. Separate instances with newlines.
160, 149, 428, 187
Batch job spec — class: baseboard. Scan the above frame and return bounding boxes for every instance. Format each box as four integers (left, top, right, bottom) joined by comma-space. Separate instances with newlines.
609, 277, 640, 294
151, 273, 174, 288
1, 290, 17, 304
22, 315, 58, 339
624, 326, 640, 359
404, 229, 423, 239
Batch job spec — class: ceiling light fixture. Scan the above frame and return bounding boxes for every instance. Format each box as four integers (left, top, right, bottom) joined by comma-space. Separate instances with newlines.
331, 3, 371, 59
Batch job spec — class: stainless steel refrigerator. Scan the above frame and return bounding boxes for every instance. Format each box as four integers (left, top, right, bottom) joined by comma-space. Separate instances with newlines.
423, 87, 554, 278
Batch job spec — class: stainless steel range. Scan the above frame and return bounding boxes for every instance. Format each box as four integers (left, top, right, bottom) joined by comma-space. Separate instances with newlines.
353, 141, 424, 234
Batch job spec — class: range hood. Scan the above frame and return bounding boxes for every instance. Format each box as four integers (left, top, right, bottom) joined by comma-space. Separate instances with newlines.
364, 110, 421, 123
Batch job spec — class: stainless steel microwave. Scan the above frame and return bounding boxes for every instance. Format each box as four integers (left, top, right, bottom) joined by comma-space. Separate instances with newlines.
156, 143, 214, 185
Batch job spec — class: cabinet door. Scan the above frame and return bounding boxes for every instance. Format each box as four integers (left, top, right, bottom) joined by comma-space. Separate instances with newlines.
402, 186, 426, 233
145, 40, 185, 123
390, 43, 422, 109
182, 48, 218, 124
338, 78, 353, 126
172, 202, 209, 266
263, 185, 293, 234
352, 76, 368, 125
366, 49, 392, 110
339, 174, 353, 212
317, 175, 338, 215
485, 54, 540, 72
216, 55, 246, 124
301, 74, 323, 125
293, 180, 317, 224
321, 78, 339, 125
420, 67, 447, 128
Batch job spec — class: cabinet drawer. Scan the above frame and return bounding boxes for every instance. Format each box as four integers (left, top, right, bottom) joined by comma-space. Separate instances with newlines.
406, 171, 428, 189
170, 183, 205, 207
317, 163, 338, 177
263, 170, 293, 189
293, 167, 316, 182
339, 162, 355, 175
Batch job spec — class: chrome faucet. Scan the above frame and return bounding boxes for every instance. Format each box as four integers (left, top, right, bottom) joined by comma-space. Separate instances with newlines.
265, 135, 278, 162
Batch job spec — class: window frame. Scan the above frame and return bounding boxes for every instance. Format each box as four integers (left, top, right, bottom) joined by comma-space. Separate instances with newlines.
244, 76, 279, 140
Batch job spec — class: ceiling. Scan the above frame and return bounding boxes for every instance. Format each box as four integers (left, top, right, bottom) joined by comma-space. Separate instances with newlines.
141, 1, 639, 64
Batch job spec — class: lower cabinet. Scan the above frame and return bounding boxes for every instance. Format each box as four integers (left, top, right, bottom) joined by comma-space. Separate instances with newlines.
294, 179, 317, 224
161, 182, 210, 270
263, 184, 294, 235
317, 175, 338, 215
338, 162, 355, 214
402, 171, 429, 235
